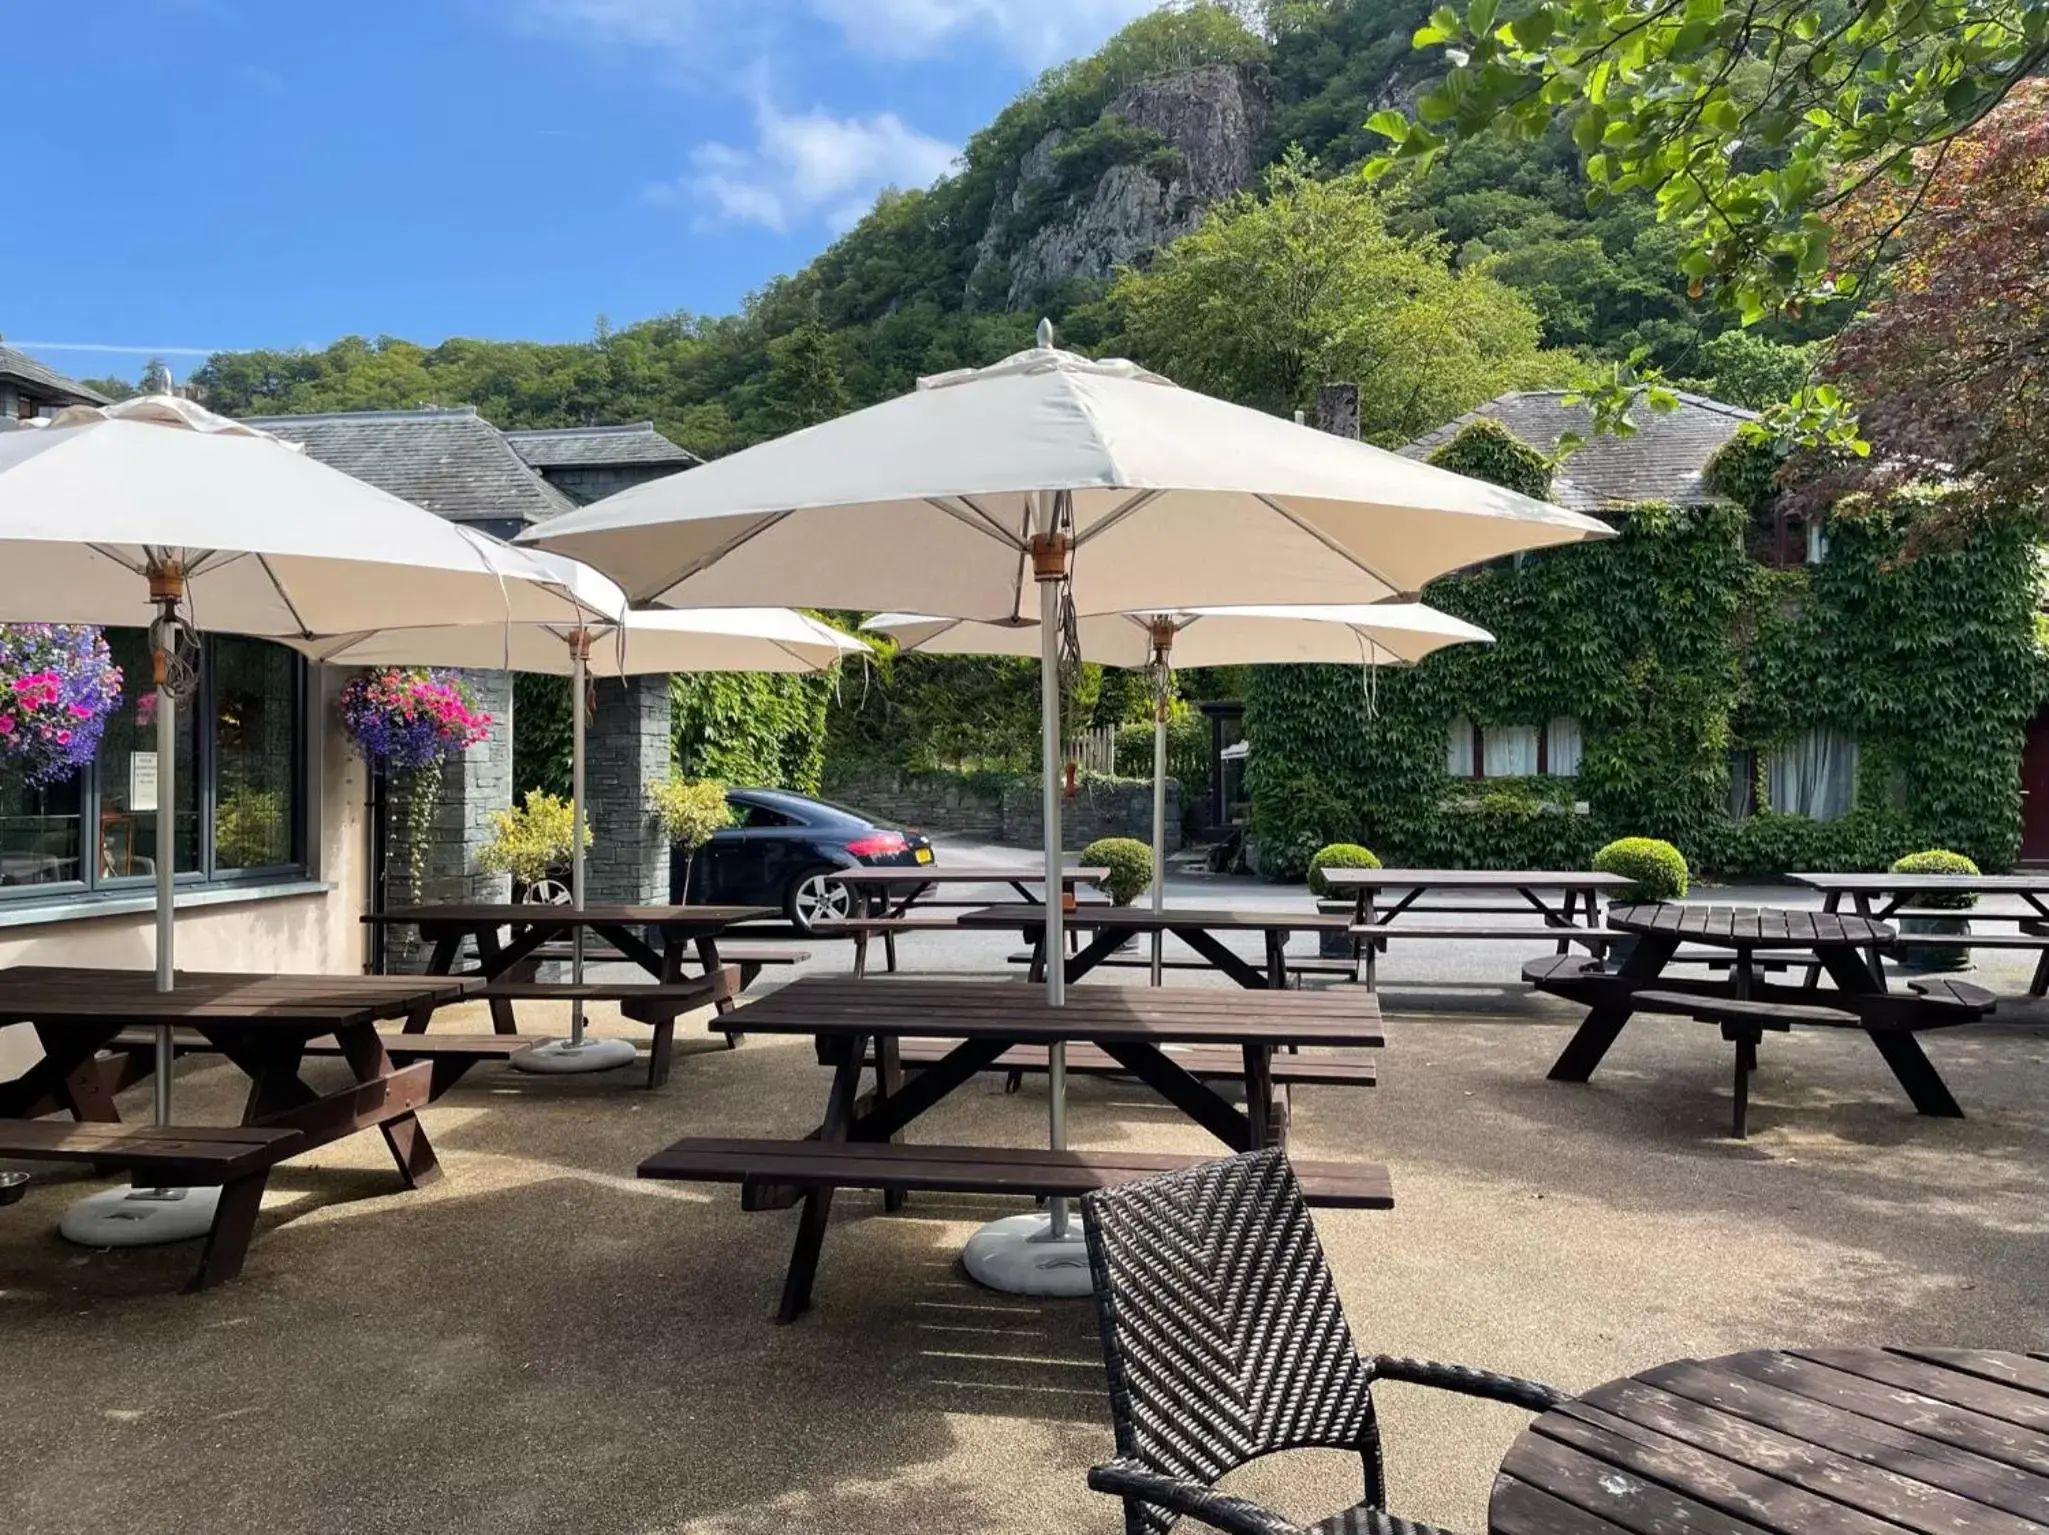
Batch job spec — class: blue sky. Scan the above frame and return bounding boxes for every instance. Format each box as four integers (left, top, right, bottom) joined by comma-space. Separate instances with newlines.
6, 0, 1157, 383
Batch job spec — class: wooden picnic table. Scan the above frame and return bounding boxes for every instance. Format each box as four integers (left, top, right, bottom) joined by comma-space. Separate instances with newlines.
824, 864, 1109, 914
1492, 1347, 2049, 1534
1320, 869, 1635, 991
1791, 870, 2049, 994
639, 977, 1388, 1320
956, 902, 1355, 989
1532, 904, 1991, 1123
0, 966, 475, 1288
364, 902, 774, 1032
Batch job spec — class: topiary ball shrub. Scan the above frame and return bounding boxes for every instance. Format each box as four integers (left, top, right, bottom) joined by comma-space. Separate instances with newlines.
1889, 849, 1980, 911
1081, 837, 1155, 906
1307, 843, 1381, 900
1593, 837, 1689, 904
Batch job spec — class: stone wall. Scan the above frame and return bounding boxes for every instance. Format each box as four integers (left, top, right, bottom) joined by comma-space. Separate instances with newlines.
586, 675, 673, 906
380, 668, 514, 967
824, 767, 1179, 852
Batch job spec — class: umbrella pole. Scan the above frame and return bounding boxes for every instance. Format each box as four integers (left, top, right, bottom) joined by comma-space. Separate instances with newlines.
511, 634, 635, 1076
960, 524, 1090, 1295
570, 645, 587, 1047
61, 569, 221, 1246
1149, 625, 1174, 988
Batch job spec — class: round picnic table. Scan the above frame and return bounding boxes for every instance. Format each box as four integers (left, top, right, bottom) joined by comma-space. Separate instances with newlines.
1491, 1347, 2049, 1534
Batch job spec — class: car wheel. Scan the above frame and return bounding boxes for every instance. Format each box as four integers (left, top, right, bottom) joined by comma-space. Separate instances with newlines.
787, 868, 853, 933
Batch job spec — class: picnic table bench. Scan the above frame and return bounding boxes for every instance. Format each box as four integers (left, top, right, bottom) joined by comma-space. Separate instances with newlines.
1528, 904, 1994, 1131
961, 903, 1357, 990
819, 865, 1108, 975
1791, 870, 2049, 993
1492, 1347, 2049, 1535
868, 1038, 1380, 1095
0, 968, 473, 1290
1320, 869, 1633, 991
639, 977, 1388, 1320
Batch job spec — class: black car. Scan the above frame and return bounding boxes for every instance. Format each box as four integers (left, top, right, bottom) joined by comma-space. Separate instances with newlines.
673, 787, 934, 932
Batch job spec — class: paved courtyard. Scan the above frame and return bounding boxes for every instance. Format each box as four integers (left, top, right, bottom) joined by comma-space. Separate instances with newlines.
4, 847, 2046, 1535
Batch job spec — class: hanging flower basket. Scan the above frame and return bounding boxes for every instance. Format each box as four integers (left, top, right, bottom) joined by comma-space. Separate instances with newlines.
339, 668, 491, 770
0, 625, 124, 787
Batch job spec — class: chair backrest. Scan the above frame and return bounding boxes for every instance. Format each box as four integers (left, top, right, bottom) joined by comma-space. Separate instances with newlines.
1081, 1149, 1380, 1535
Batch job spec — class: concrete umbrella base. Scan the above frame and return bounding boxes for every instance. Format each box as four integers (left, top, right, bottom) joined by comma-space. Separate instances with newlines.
60, 1184, 221, 1247
961, 1211, 1094, 1296
511, 1036, 639, 1074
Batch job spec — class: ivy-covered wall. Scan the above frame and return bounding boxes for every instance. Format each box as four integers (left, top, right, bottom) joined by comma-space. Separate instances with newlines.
1245, 490, 2046, 881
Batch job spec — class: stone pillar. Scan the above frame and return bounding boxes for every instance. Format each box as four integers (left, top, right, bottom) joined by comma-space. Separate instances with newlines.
1314, 383, 1361, 441
587, 675, 674, 906
381, 668, 514, 968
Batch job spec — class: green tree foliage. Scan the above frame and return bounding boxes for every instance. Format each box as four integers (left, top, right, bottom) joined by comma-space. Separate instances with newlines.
1107, 154, 1574, 438
1370, 0, 2047, 327
752, 323, 851, 436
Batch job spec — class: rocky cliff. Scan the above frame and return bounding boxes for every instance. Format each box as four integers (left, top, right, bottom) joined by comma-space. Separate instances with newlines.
971, 64, 1269, 309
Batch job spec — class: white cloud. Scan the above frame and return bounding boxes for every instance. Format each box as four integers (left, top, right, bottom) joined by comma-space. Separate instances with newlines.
807, 0, 1158, 65
669, 101, 960, 234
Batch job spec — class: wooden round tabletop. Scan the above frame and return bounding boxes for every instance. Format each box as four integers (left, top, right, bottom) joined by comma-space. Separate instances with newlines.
1607, 903, 1897, 948
1490, 1347, 2049, 1534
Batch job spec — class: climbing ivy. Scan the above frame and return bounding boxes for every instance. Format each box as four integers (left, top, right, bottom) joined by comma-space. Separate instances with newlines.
1425, 419, 1555, 500
673, 670, 837, 794
1245, 493, 2047, 880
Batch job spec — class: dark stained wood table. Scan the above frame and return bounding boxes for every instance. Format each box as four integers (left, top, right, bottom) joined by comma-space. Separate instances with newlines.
1322, 868, 1634, 992
719, 976, 1384, 1156
826, 864, 1109, 914
1492, 1347, 2049, 1534
957, 903, 1354, 989
0, 966, 477, 1285
1792, 870, 2049, 993
1535, 904, 1992, 1121
365, 903, 774, 1031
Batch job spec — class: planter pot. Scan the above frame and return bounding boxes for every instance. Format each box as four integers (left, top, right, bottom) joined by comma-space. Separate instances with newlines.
1316, 900, 1356, 960
1897, 915, 1972, 973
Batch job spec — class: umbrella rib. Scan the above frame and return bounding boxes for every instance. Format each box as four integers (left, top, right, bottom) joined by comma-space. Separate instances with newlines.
637, 512, 784, 604
85, 543, 151, 577
928, 495, 1024, 549
255, 554, 313, 637
1252, 494, 1414, 599
1068, 488, 1162, 550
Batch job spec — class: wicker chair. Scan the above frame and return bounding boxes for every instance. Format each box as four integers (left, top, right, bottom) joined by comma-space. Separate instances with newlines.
1080, 1148, 1565, 1535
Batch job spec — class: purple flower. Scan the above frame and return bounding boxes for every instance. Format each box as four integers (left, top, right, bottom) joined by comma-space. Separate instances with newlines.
338, 667, 492, 771
0, 625, 124, 787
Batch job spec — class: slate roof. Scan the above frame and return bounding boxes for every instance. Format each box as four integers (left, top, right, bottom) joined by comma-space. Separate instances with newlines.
244, 406, 578, 526
0, 344, 111, 407
504, 421, 700, 470
1402, 389, 1758, 510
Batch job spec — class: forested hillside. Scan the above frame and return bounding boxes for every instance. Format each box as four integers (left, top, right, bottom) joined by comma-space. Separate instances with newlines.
192, 0, 1830, 455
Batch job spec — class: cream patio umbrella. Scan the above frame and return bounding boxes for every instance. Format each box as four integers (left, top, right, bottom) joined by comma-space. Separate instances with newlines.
295, 555, 867, 1072
523, 326, 1611, 1292
867, 604, 1494, 982
0, 395, 595, 1245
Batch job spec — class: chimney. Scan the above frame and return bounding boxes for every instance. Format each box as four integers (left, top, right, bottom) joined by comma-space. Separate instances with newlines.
1312, 383, 1360, 440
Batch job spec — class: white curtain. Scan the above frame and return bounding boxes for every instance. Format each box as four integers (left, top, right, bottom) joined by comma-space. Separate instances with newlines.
1769, 728, 1859, 821
1546, 716, 1583, 777
1484, 723, 1540, 777
1446, 717, 1475, 777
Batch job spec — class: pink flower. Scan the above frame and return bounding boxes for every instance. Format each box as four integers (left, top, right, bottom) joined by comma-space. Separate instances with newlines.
0, 716, 13, 737
54, 729, 71, 746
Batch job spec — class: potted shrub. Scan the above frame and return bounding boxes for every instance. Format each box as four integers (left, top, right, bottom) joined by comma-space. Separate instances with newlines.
650, 776, 734, 902
1308, 843, 1380, 958
1890, 849, 1979, 973
1591, 837, 1689, 970
1080, 836, 1155, 949
477, 790, 588, 904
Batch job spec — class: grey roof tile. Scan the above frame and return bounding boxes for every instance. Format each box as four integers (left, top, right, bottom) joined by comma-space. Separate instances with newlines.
244, 406, 579, 525
503, 421, 700, 470
0, 345, 112, 406
1403, 389, 1758, 507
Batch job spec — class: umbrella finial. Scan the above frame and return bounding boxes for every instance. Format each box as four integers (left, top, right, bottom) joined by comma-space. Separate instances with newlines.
1036, 317, 1054, 351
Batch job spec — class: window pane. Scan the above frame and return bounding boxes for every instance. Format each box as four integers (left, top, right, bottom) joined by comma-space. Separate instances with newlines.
0, 774, 84, 889
1446, 718, 1474, 777
1767, 728, 1858, 821
213, 638, 298, 870
1483, 724, 1540, 777
97, 629, 198, 879
1547, 717, 1583, 778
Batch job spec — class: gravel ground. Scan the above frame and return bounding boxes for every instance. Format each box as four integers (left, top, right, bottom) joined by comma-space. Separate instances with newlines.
4, 842, 2045, 1535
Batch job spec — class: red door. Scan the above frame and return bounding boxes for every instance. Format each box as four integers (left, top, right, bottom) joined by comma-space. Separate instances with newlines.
2020, 708, 2049, 862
